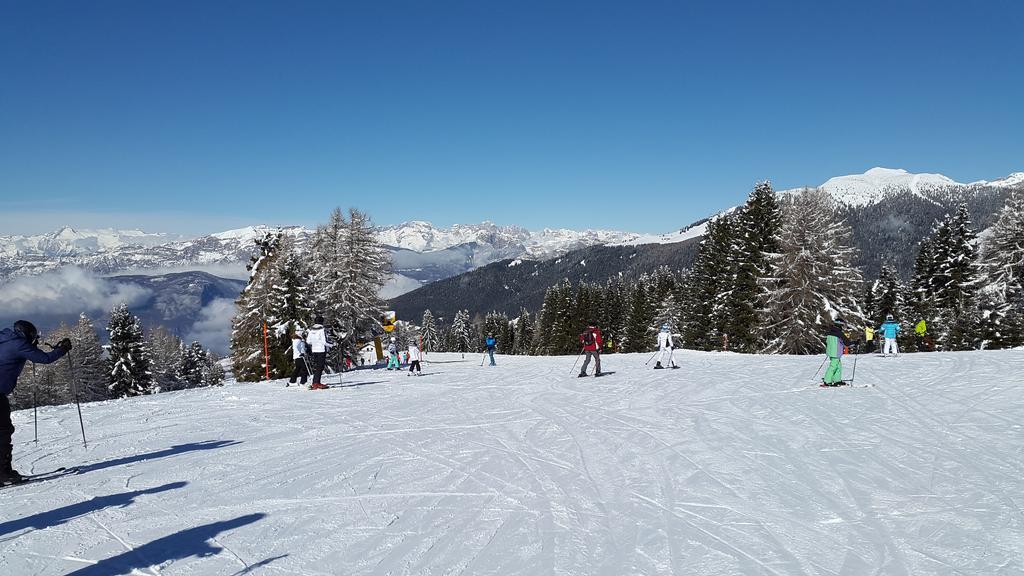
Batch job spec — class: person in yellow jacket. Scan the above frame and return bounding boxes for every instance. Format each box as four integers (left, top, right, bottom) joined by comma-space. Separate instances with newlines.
864, 326, 875, 354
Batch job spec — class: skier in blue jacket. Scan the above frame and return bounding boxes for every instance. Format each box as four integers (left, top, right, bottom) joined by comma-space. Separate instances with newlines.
485, 334, 497, 366
0, 321, 71, 484
878, 314, 901, 357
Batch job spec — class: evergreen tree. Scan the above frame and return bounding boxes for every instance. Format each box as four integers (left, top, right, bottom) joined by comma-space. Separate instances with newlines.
599, 277, 628, 352
309, 208, 391, 361
107, 303, 154, 397
911, 204, 982, 349
622, 281, 654, 353
683, 214, 735, 350
147, 325, 185, 391
230, 230, 291, 381
178, 341, 208, 387
513, 308, 534, 355
451, 310, 473, 355
724, 181, 782, 352
420, 310, 440, 352
71, 313, 109, 402
762, 190, 864, 354
980, 192, 1024, 347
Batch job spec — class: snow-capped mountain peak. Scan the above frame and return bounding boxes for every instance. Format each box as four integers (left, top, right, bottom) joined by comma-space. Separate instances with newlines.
814, 167, 962, 207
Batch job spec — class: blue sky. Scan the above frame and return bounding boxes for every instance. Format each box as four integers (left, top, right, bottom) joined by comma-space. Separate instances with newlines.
1, 0, 1022, 236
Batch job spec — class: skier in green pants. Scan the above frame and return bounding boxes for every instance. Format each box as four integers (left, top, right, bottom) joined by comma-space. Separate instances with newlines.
822, 318, 846, 386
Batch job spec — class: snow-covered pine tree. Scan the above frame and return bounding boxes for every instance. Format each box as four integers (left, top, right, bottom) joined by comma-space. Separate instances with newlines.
420, 310, 440, 352
513, 308, 534, 355
937, 204, 982, 350
724, 181, 782, 353
147, 325, 185, 390
550, 279, 578, 354
310, 208, 391, 361
70, 313, 109, 402
761, 189, 864, 354
230, 230, 291, 381
178, 341, 208, 387
534, 283, 559, 354
203, 353, 225, 386
979, 191, 1024, 347
451, 310, 473, 356
107, 303, 154, 397
683, 213, 735, 350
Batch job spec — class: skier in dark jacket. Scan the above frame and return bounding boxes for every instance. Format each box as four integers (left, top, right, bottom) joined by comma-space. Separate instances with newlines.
0, 321, 71, 484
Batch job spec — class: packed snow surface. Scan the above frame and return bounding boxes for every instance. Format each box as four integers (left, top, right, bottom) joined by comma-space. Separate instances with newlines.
2, 350, 1022, 575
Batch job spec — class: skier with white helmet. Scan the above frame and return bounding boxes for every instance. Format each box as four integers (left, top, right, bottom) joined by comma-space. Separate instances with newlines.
386, 337, 400, 370
878, 314, 901, 357
654, 324, 677, 369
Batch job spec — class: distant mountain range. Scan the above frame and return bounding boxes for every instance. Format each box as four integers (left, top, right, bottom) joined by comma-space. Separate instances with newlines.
389, 167, 1023, 323
0, 221, 652, 296
3, 166, 1021, 347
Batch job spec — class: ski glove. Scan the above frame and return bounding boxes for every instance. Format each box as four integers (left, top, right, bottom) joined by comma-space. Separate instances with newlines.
56, 338, 73, 352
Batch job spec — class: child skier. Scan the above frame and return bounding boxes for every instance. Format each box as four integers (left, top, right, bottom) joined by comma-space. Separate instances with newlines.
307, 316, 330, 389
407, 342, 422, 375
878, 315, 901, 357
0, 321, 71, 484
288, 331, 308, 387
822, 318, 846, 387
654, 324, 676, 369
578, 323, 603, 377
485, 333, 497, 366
386, 337, 400, 370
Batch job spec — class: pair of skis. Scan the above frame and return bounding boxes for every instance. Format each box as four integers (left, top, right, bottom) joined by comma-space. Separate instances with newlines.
0, 467, 79, 489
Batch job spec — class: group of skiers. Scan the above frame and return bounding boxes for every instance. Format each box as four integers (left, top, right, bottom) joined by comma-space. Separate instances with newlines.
822, 313, 909, 386
0, 311, 926, 484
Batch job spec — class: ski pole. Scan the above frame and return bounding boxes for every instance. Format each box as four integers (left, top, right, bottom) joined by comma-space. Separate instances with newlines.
64, 348, 87, 449
849, 355, 858, 385
570, 348, 585, 375
810, 356, 827, 381
480, 352, 487, 367
644, 350, 659, 365
31, 362, 38, 443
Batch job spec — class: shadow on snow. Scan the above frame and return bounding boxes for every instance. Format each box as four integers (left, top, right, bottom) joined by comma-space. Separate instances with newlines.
64, 513, 272, 575
0, 482, 188, 538
75, 440, 241, 475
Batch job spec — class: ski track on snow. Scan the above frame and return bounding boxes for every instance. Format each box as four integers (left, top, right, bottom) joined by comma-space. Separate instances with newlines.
1, 350, 1022, 575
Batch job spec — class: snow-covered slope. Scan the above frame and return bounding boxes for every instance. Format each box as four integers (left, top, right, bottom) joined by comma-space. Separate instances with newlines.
3, 350, 1021, 575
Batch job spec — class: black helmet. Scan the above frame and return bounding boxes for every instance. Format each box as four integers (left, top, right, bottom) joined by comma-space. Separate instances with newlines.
13, 320, 39, 344
834, 317, 845, 325
314, 315, 325, 325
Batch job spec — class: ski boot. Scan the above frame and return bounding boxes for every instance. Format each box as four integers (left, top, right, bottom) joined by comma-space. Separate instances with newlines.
594, 371, 604, 377
654, 362, 664, 369
577, 372, 587, 378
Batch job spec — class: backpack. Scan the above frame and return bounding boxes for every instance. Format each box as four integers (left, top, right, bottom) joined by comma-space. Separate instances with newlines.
582, 330, 595, 346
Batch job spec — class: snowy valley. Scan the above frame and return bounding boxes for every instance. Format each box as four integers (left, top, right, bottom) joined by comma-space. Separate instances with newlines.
1, 350, 1021, 574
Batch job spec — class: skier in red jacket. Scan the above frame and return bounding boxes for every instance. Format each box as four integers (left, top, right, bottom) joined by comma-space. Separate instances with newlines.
578, 323, 603, 377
